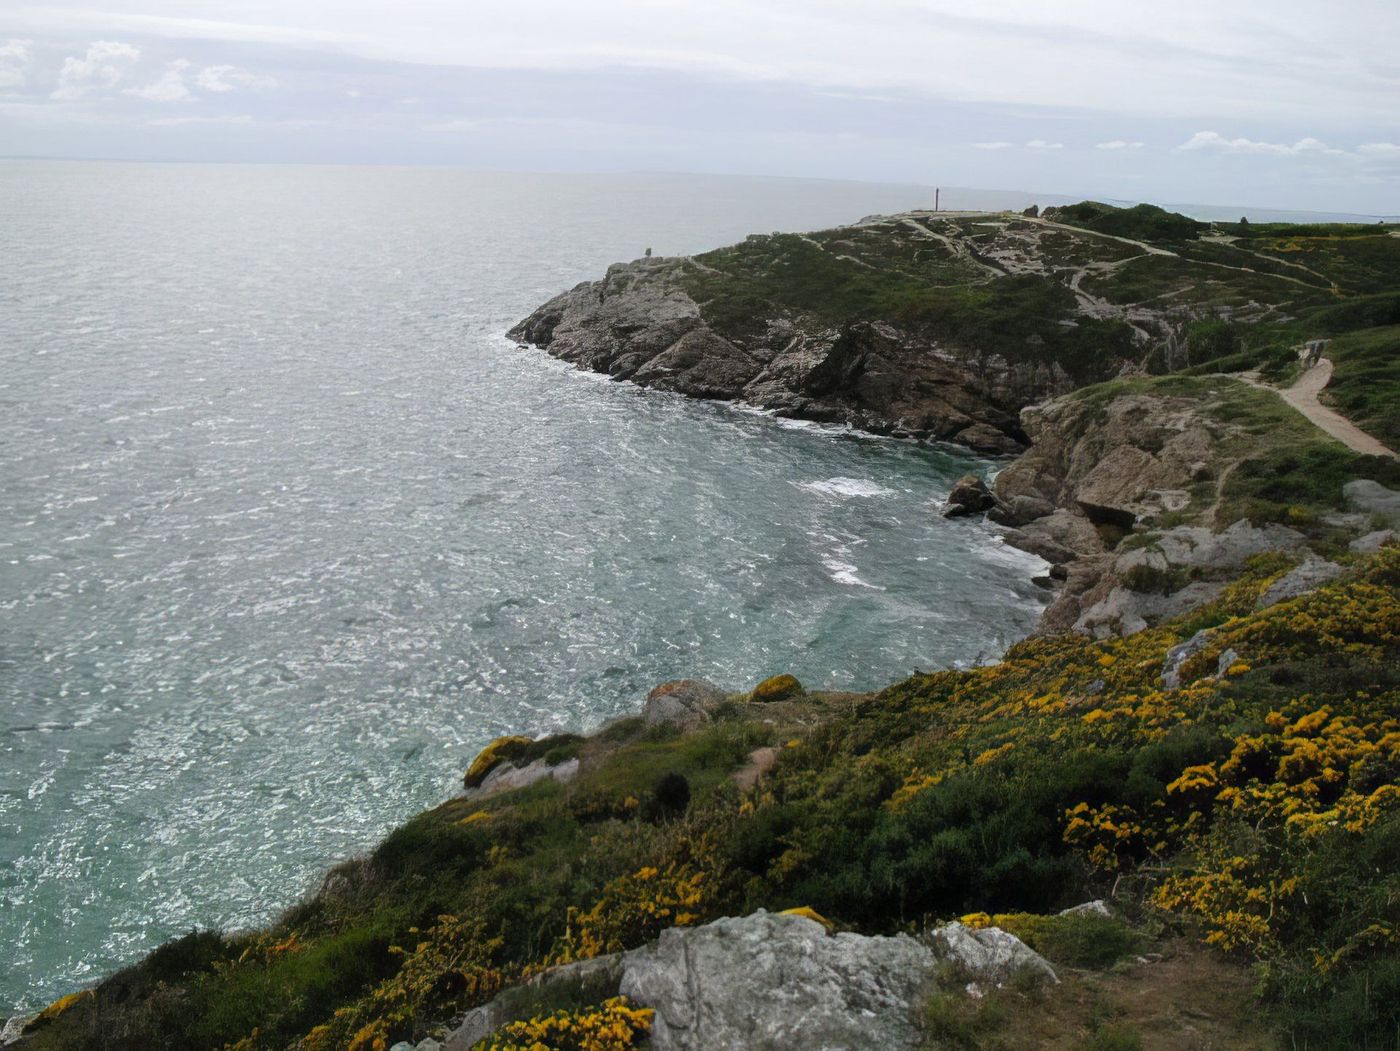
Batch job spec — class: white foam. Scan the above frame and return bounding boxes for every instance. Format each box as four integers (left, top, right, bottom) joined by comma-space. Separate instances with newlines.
820, 553, 883, 589
799, 477, 897, 499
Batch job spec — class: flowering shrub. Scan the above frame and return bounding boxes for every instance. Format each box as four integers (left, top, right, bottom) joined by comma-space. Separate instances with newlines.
473, 997, 653, 1051
550, 841, 717, 964
301, 913, 509, 1051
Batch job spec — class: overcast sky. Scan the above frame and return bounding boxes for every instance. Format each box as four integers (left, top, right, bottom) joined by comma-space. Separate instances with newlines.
2, 1, 1397, 213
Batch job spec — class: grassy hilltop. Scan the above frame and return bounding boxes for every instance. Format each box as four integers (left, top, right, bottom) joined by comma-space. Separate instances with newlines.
18, 204, 1400, 1051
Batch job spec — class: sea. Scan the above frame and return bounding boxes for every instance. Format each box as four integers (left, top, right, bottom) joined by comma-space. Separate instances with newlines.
0, 162, 1047, 1014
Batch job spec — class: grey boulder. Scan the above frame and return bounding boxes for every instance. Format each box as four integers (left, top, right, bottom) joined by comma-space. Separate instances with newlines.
926, 922, 1058, 987
620, 910, 935, 1051
1344, 480, 1400, 527
1255, 557, 1344, 610
643, 679, 727, 731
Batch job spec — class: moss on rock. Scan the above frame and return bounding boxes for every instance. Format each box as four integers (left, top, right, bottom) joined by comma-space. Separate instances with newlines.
464, 735, 535, 789
750, 674, 804, 703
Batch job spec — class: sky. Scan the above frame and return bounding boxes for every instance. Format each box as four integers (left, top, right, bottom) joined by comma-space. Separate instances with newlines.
1, 0, 1398, 214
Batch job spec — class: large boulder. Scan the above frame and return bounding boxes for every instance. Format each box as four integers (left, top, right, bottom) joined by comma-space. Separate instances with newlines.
643, 679, 726, 730
750, 673, 804, 703
1344, 480, 1400, 527
926, 922, 1058, 987
620, 911, 935, 1051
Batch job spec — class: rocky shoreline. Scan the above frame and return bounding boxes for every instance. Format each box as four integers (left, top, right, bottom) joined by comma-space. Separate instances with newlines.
511, 210, 1399, 640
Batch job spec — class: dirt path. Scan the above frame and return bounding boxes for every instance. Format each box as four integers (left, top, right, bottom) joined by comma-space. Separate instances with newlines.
899, 217, 1006, 280
1248, 360, 1398, 459
732, 746, 778, 791
1026, 215, 1177, 257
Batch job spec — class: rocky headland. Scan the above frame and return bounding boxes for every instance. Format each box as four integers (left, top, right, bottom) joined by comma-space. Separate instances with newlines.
13, 203, 1400, 1051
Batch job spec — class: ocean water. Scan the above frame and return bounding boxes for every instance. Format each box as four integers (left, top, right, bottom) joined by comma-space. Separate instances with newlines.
0, 162, 1046, 1013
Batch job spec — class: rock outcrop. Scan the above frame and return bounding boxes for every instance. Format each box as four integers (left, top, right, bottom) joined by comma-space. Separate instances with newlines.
643, 679, 727, 730
510, 256, 1049, 450
444, 910, 1066, 1051
620, 911, 934, 1051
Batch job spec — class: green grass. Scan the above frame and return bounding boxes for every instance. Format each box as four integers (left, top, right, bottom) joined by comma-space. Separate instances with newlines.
1323, 324, 1400, 446
1235, 230, 1400, 295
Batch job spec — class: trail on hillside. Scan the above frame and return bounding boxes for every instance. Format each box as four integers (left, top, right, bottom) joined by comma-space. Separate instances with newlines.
1246, 359, 1398, 459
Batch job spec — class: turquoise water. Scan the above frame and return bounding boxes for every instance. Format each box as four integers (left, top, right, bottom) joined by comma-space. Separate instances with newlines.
0, 163, 1046, 1013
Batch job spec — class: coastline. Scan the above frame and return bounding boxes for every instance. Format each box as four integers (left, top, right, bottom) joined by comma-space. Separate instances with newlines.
12, 201, 1400, 1050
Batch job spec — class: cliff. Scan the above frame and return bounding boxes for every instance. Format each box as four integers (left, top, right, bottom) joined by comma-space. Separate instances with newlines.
509, 204, 1339, 454
12, 205, 1400, 1051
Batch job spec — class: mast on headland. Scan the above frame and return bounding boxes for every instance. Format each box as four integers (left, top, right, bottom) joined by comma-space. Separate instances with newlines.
935, 187, 940, 212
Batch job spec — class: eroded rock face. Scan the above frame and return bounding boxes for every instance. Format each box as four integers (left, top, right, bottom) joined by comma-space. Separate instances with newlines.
509, 257, 1074, 451
620, 911, 935, 1051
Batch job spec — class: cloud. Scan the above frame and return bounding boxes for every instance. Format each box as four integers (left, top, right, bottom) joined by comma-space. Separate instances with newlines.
1357, 142, 1400, 161
1177, 131, 1343, 156
425, 117, 484, 132
195, 64, 274, 92
52, 40, 140, 99
974, 138, 1063, 151
148, 113, 254, 126
1096, 139, 1144, 150
0, 38, 33, 89
124, 59, 192, 102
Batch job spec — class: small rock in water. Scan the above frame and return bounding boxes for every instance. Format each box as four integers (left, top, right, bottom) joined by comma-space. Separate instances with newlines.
942, 473, 997, 518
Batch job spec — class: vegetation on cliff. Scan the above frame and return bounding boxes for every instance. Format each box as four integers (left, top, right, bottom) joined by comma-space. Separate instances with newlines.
25, 548, 1400, 1050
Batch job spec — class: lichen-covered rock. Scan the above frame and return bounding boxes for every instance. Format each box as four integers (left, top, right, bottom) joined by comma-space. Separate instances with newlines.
464, 735, 534, 789
21, 991, 92, 1033
2, 1014, 34, 1045
925, 921, 1058, 987
750, 673, 803, 703
619, 911, 934, 1051
1351, 529, 1396, 554
643, 679, 726, 730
